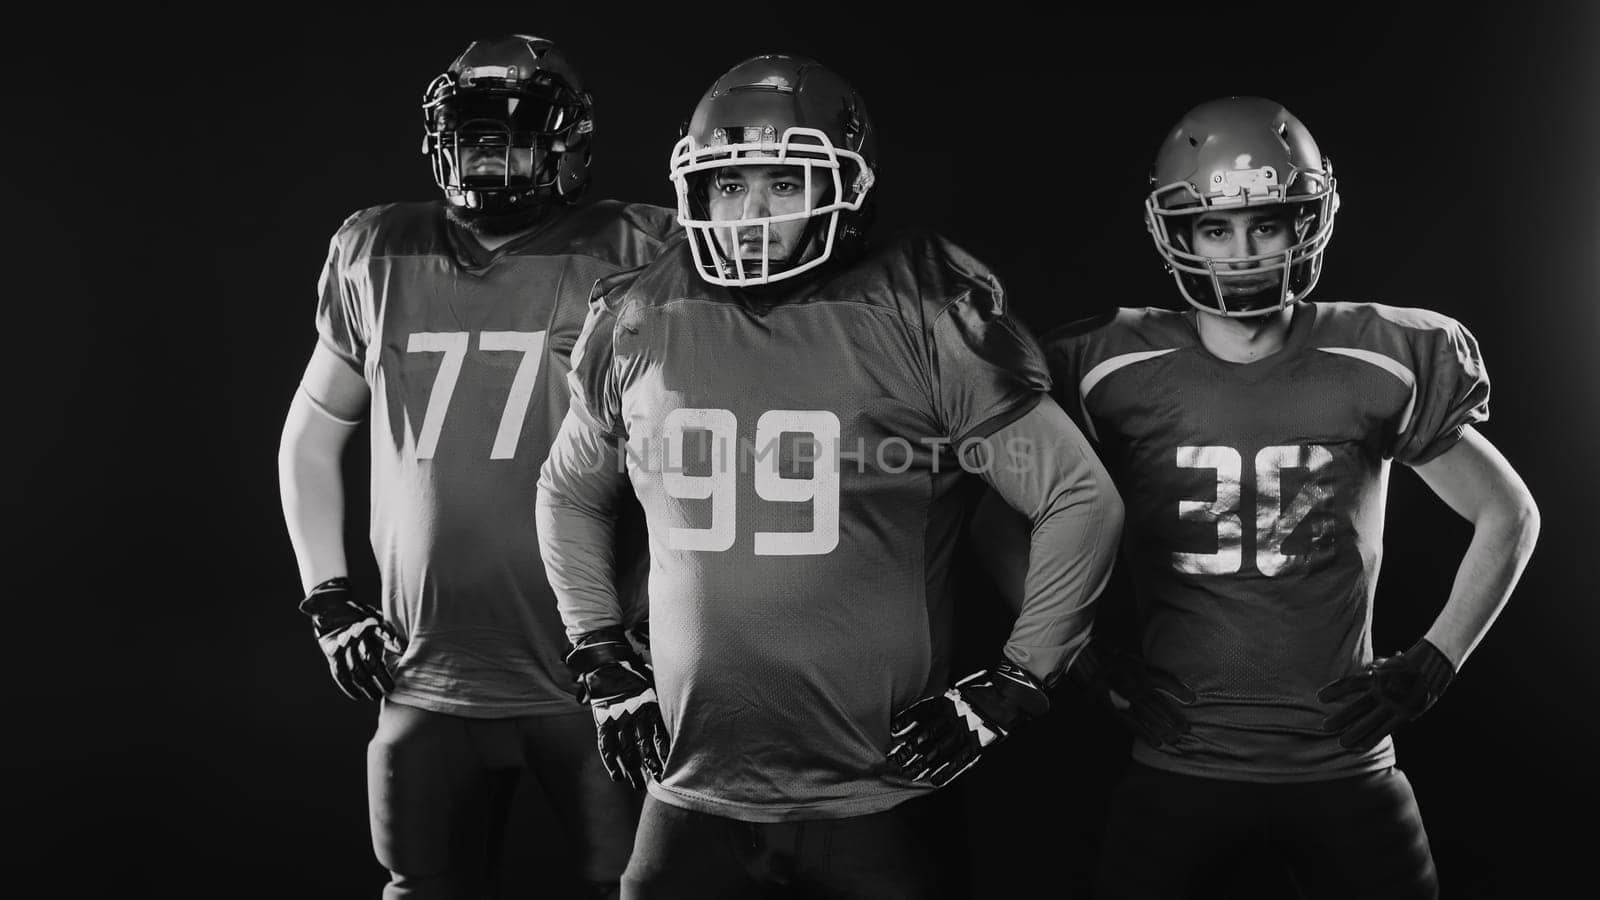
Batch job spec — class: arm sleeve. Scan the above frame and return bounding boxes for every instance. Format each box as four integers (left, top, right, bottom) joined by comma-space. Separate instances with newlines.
1394, 317, 1491, 465
967, 395, 1123, 685
567, 281, 629, 439
928, 272, 1052, 444
313, 215, 368, 374
536, 407, 633, 641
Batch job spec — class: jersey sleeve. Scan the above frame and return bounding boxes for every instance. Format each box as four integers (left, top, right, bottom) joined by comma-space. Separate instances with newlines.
925, 240, 1051, 443
1040, 312, 1117, 440
1393, 314, 1490, 465
974, 397, 1122, 684
622, 203, 683, 258
566, 273, 632, 439
313, 211, 369, 374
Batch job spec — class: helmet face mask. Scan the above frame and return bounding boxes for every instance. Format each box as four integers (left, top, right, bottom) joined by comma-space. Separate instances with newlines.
672, 126, 873, 285
669, 55, 877, 287
421, 36, 594, 214
1144, 97, 1340, 318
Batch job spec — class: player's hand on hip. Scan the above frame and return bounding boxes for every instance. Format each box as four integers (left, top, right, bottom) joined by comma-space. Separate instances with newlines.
1318, 638, 1455, 753
566, 627, 669, 789
1070, 642, 1197, 748
886, 658, 1050, 787
298, 577, 406, 701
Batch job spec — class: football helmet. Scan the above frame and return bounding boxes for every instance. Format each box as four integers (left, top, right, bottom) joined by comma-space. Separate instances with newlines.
1145, 96, 1339, 317
669, 54, 877, 286
421, 35, 594, 212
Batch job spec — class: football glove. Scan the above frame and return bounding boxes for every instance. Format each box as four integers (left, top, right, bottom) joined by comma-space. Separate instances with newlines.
1069, 642, 1196, 748
886, 658, 1050, 787
566, 626, 669, 790
298, 576, 406, 701
1318, 639, 1455, 752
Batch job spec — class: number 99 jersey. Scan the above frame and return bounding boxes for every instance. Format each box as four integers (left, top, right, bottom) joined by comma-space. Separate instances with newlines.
315, 199, 676, 717
1045, 301, 1489, 781
567, 232, 1049, 821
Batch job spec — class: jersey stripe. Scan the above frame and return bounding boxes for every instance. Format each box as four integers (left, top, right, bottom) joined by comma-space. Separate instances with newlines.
1318, 347, 1418, 434
1078, 349, 1178, 440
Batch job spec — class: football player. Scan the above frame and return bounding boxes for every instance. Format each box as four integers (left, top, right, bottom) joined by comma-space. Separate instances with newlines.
277, 35, 676, 899
975, 96, 1539, 898
534, 55, 1124, 898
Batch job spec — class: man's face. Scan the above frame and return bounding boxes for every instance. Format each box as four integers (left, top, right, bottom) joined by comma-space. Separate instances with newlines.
1188, 207, 1297, 296
456, 143, 537, 184
706, 164, 831, 272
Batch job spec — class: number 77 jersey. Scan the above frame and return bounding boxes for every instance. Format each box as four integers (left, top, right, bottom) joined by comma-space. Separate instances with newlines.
1044, 301, 1489, 782
314, 199, 676, 717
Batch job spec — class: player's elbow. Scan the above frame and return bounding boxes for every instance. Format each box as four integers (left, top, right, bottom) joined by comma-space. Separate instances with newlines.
1079, 461, 1125, 539
1508, 491, 1540, 557
1483, 481, 1540, 562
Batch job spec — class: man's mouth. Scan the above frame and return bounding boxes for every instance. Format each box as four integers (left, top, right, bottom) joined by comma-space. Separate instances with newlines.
1216, 274, 1277, 294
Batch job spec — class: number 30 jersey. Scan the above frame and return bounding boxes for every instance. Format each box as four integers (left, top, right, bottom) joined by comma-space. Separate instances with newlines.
315, 199, 676, 717
1044, 302, 1489, 782
565, 233, 1049, 821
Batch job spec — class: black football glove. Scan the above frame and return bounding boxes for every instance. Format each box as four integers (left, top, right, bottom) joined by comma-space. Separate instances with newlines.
1069, 642, 1197, 748
298, 576, 406, 701
1318, 639, 1455, 752
886, 658, 1050, 787
566, 626, 669, 790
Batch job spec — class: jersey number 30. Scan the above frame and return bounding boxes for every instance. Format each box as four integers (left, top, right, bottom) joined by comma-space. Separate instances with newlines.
661, 408, 840, 557
1174, 444, 1333, 577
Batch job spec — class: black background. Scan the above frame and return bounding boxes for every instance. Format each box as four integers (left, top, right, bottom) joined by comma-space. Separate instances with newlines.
9, 3, 1597, 897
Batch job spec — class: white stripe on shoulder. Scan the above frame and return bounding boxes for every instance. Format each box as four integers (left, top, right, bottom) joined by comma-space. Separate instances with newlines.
1079, 349, 1178, 400
1318, 347, 1418, 434
1076, 349, 1177, 442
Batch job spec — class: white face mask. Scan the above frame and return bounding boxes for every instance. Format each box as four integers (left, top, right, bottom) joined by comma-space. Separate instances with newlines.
670, 125, 875, 287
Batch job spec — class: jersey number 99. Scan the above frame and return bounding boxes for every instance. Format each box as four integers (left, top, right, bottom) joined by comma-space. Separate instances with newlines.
660, 408, 841, 557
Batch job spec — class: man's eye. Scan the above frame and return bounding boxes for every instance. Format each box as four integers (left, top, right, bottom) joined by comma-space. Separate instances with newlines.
772, 181, 799, 193
1203, 228, 1227, 240
717, 182, 743, 194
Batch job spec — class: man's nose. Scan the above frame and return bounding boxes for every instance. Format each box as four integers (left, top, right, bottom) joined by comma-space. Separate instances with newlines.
1222, 234, 1255, 268
743, 189, 771, 219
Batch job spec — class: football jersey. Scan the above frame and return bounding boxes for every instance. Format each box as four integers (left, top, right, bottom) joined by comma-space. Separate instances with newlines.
1044, 301, 1489, 782
315, 198, 677, 717
567, 233, 1049, 821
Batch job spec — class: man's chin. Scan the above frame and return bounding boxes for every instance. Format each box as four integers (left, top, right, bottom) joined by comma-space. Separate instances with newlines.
447, 202, 551, 236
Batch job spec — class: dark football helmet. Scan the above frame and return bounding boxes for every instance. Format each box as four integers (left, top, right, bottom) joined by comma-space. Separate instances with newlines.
669, 54, 877, 286
421, 35, 594, 212
1145, 97, 1339, 317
